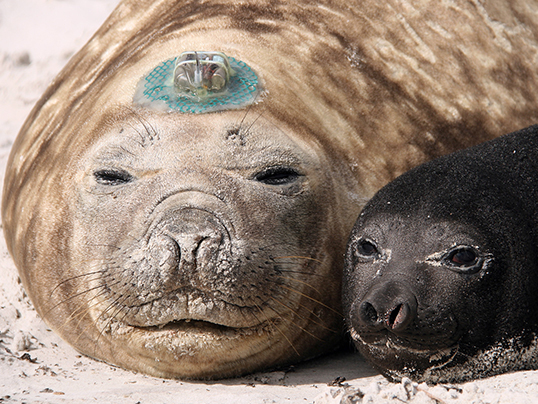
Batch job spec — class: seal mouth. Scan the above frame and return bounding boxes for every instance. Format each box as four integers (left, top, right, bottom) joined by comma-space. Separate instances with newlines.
135, 318, 246, 333
351, 327, 459, 352
118, 286, 276, 330
100, 311, 276, 340
133, 315, 281, 335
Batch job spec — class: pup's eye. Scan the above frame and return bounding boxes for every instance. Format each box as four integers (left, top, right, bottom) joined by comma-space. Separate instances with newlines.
254, 167, 300, 185
94, 169, 134, 186
443, 246, 483, 273
356, 239, 379, 258
448, 248, 477, 266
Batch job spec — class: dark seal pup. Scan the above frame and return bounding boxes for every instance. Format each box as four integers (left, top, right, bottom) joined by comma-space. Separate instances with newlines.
344, 124, 538, 384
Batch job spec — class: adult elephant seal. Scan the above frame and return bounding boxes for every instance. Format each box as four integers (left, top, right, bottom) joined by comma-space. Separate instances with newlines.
4, 0, 538, 380
344, 124, 538, 384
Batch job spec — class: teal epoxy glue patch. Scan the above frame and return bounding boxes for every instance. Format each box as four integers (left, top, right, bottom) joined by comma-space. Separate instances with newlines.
133, 51, 262, 113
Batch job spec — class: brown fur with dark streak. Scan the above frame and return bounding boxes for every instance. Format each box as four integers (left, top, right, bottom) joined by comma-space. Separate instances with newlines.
4, 0, 538, 379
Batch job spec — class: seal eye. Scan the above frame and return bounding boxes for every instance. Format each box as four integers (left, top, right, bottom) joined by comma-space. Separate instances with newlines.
254, 167, 300, 185
356, 238, 379, 258
444, 246, 481, 272
450, 249, 477, 265
447, 247, 477, 266
94, 169, 133, 186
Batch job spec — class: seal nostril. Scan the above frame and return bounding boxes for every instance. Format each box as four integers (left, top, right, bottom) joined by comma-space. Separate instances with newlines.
174, 240, 182, 263
358, 301, 379, 327
386, 302, 413, 331
387, 304, 402, 329
149, 235, 181, 271
193, 236, 210, 256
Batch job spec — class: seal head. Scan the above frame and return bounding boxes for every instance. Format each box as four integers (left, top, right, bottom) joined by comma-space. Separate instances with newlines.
22, 107, 347, 379
344, 125, 538, 383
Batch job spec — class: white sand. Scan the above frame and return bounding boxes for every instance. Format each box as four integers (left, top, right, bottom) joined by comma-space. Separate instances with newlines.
1, 1, 537, 402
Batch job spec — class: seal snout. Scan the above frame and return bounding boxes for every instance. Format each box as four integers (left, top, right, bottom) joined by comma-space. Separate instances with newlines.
158, 208, 228, 272
351, 281, 417, 336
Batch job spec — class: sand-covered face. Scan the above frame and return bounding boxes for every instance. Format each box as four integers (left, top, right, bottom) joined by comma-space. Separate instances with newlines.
344, 214, 496, 380
342, 143, 538, 384
58, 109, 343, 378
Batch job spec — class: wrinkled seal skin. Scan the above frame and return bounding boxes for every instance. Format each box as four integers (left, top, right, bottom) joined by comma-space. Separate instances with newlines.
344, 125, 538, 384
4, 0, 538, 379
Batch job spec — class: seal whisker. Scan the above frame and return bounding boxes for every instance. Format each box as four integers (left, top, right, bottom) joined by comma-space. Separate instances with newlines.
49, 270, 107, 297
83, 243, 122, 250
253, 304, 300, 357
94, 309, 132, 359
254, 241, 305, 252
273, 256, 323, 265
269, 285, 339, 327
279, 285, 343, 317
55, 288, 111, 333
266, 301, 325, 342
274, 268, 333, 279
234, 90, 264, 135
120, 231, 146, 244
71, 304, 120, 351
275, 275, 323, 296
269, 296, 337, 334
71, 292, 113, 332
235, 99, 255, 134
118, 145, 136, 156
91, 293, 133, 354
244, 110, 265, 134
123, 106, 159, 144
136, 114, 159, 142
44, 278, 123, 317
426, 346, 460, 372
51, 285, 126, 350
125, 123, 147, 148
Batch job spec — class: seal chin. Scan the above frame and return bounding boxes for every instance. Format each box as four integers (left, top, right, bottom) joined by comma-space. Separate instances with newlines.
92, 310, 287, 379
351, 328, 461, 383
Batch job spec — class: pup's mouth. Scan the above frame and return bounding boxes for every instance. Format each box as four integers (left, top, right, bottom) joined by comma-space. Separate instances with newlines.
350, 327, 459, 352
